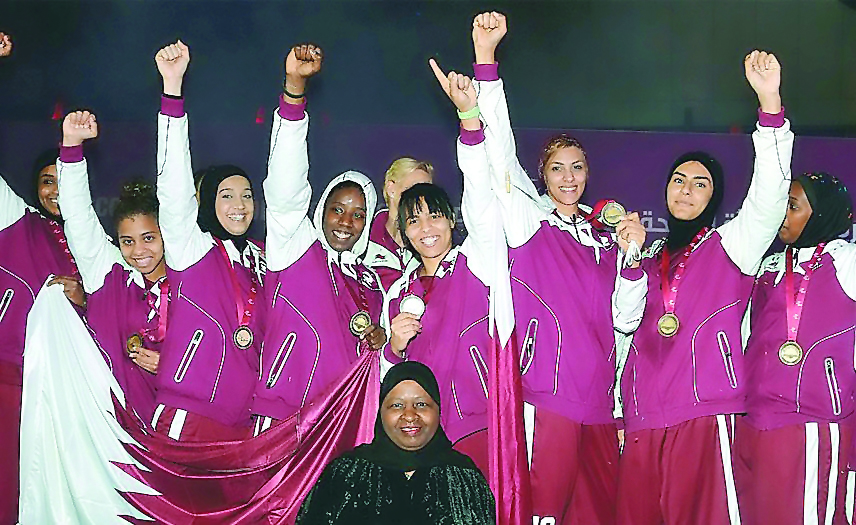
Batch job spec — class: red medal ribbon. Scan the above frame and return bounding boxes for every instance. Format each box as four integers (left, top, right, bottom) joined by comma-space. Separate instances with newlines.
49, 220, 80, 278
660, 228, 709, 315
341, 269, 369, 314
214, 239, 258, 328
142, 277, 169, 344
784, 244, 825, 343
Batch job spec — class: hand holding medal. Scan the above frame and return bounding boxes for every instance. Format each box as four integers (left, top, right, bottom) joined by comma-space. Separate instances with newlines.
613, 209, 646, 268
389, 309, 423, 358
588, 200, 645, 267
126, 333, 161, 374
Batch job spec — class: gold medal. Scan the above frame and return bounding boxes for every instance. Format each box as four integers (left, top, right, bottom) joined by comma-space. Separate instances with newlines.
126, 333, 143, 354
233, 325, 254, 350
657, 312, 680, 337
778, 341, 803, 366
349, 311, 372, 337
600, 201, 627, 228
399, 294, 426, 319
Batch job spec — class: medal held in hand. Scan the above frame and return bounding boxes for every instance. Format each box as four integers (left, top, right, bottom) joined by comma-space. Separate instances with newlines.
126, 333, 143, 355
599, 201, 626, 228
349, 311, 372, 337
400, 294, 426, 319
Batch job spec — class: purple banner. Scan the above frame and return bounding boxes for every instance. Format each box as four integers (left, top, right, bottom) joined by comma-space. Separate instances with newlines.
2, 119, 854, 242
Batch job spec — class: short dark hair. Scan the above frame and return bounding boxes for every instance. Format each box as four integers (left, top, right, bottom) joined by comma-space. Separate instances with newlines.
396, 183, 455, 255
113, 180, 158, 229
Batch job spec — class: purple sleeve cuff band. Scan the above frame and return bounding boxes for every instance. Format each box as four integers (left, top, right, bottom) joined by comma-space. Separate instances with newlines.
59, 145, 84, 163
384, 345, 406, 365
160, 96, 185, 118
621, 266, 645, 281
459, 126, 485, 146
758, 107, 785, 128
278, 94, 306, 121
473, 62, 499, 82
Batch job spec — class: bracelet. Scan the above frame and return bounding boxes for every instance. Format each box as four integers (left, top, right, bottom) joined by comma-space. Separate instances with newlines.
283, 86, 305, 99
457, 105, 480, 120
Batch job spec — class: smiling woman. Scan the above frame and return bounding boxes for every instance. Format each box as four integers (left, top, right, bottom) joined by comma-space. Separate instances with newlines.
296, 362, 496, 524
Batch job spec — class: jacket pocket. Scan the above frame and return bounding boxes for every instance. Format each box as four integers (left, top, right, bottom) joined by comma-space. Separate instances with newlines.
470, 346, 489, 399
266, 332, 296, 389
520, 318, 538, 375
717, 331, 738, 389
825, 357, 842, 416
174, 329, 204, 383
0, 289, 13, 324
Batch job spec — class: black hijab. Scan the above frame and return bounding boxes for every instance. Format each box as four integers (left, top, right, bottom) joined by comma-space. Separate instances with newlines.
195, 164, 253, 252
349, 362, 478, 472
31, 148, 62, 223
792, 172, 854, 248
665, 151, 724, 250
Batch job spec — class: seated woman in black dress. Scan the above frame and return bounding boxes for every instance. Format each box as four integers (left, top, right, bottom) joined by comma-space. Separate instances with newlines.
296, 361, 496, 524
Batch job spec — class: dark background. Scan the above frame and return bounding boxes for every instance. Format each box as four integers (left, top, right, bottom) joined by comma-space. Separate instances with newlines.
1, 0, 855, 239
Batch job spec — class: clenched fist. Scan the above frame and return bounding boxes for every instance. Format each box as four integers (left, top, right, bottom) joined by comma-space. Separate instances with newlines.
284, 43, 323, 101
0, 33, 11, 58
744, 50, 782, 115
62, 111, 98, 147
155, 40, 190, 96
472, 12, 507, 64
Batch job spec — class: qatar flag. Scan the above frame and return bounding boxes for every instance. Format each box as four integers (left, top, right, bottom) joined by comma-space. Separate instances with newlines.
19, 280, 378, 524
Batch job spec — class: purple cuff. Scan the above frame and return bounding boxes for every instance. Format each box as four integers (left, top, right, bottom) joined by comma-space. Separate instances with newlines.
278, 94, 306, 121
160, 96, 185, 118
59, 145, 84, 163
459, 125, 485, 146
473, 62, 499, 81
758, 106, 785, 128
384, 345, 406, 365
621, 266, 645, 281
615, 417, 625, 430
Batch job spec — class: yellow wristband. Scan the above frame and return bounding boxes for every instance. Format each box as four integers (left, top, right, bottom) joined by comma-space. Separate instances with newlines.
457, 105, 480, 120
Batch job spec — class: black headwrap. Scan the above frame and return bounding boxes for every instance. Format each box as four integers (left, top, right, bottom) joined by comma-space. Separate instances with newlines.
31, 148, 62, 223
348, 361, 478, 472
195, 164, 253, 252
792, 172, 854, 248
665, 151, 725, 250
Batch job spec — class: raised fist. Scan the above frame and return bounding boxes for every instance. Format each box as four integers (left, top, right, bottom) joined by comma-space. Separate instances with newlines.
429, 59, 478, 116
0, 33, 11, 57
155, 40, 190, 96
285, 44, 323, 79
62, 111, 98, 147
744, 50, 782, 114
472, 12, 507, 63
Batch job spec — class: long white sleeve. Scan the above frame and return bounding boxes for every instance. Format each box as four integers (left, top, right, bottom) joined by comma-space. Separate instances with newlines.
264, 109, 317, 273
476, 78, 552, 248
155, 113, 214, 272
0, 173, 28, 231
612, 264, 648, 335
718, 120, 793, 275
56, 158, 123, 293
457, 137, 501, 287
